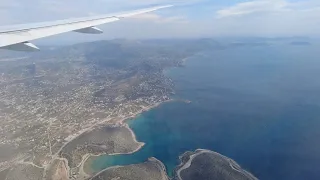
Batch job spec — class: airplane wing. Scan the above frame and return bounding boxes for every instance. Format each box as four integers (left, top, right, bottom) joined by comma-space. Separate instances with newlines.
0, 5, 173, 51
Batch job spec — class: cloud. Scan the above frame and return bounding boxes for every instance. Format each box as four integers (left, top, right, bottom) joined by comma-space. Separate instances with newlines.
1, 0, 320, 42
131, 13, 188, 24
216, 0, 289, 18
209, 0, 320, 36
0, 0, 204, 23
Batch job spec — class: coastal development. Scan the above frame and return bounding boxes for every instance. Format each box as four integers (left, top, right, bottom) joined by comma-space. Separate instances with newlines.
0, 39, 256, 180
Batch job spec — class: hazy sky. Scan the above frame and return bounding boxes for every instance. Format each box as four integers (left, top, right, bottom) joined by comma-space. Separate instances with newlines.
1, 0, 320, 43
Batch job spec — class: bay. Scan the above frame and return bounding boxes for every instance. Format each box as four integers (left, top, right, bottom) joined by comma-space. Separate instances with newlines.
93, 43, 320, 180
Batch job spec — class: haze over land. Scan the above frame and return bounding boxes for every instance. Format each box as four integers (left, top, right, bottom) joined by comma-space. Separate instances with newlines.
1, 37, 319, 180
0, 0, 320, 179
0, 38, 220, 180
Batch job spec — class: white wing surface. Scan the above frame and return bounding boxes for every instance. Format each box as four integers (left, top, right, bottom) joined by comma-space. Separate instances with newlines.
0, 5, 172, 51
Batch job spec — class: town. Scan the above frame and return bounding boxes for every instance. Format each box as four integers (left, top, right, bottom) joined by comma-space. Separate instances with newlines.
0, 39, 210, 179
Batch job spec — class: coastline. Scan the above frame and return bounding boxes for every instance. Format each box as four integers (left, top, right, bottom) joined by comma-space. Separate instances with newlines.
80, 99, 174, 176
89, 157, 169, 180
120, 99, 174, 124
56, 52, 188, 178
175, 149, 258, 180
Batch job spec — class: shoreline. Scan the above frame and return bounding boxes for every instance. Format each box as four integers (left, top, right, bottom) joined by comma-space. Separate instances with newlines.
80, 99, 174, 176
120, 99, 173, 124
89, 157, 169, 180
58, 54, 186, 178
175, 149, 258, 180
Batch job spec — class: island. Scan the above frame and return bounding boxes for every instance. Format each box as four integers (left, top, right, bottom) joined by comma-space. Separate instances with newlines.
174, 149, 258, 180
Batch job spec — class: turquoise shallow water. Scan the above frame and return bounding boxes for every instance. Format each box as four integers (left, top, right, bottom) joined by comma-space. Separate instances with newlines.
93, 44, 320, 180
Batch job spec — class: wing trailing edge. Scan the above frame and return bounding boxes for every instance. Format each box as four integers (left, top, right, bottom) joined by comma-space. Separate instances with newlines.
0, 42, 39, 52
73, 26, 103, 34
0, 5, 173, 51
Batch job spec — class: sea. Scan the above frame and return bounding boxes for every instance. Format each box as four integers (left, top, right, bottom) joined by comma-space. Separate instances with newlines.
92, 42, 320, 180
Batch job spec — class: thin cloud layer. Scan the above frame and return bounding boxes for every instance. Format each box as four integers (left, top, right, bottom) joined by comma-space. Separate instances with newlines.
216, 0, 289, 18
0, 0, 320, 42
213, 0, 320, 36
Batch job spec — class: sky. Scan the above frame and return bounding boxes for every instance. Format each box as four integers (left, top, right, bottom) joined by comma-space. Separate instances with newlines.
1, 0, 320, 44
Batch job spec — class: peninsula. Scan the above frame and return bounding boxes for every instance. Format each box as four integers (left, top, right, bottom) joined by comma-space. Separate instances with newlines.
0, 39, 216, 180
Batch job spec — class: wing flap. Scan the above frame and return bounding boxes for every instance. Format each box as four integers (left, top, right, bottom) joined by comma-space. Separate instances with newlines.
0, 42, 39, 51
74, 26, 103, 34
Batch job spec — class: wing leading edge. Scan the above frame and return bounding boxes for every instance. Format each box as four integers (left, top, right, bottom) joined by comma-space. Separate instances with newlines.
0, 5, 173, 51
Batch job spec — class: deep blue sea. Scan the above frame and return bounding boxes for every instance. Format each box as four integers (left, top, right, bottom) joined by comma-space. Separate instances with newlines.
93, 43, 320, 180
